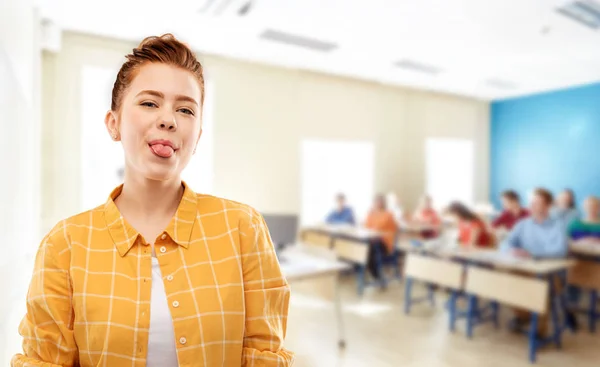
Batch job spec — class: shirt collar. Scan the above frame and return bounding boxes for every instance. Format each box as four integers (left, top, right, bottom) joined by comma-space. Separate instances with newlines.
103, 181, 198, 257
532, 216, 554, 227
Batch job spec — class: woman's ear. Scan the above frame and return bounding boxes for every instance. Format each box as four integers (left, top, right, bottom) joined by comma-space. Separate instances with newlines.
105, 110, 120, 141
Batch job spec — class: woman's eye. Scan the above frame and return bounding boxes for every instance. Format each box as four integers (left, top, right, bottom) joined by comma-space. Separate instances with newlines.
179, 108, 194, 116
141, 101, 157, 108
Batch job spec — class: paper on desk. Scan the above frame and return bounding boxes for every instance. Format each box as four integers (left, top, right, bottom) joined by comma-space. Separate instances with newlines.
468, 251, 526, 266
571, 239, 600, 249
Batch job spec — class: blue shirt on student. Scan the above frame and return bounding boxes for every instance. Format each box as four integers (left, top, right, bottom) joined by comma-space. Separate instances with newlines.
326, 207, 356, 225
500, 216, 568, 258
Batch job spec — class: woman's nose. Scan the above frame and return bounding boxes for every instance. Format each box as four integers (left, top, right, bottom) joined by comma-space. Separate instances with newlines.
158, 117, 177, 131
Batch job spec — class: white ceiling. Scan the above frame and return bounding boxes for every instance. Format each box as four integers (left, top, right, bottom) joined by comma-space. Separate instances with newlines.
43, 0, 600, 100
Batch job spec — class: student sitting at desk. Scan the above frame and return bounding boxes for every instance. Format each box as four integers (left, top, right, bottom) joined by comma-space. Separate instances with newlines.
501, 188, 568, 258
365, 194, 398, 282
501, 188, 569, 335
326, 193, 356, 225
568, 196, 600, 243
492, 190, 529, 230
566, 195, 600, 327
551, 188, 580, 225
412, 195, 441, 239
447, 202, 493, 248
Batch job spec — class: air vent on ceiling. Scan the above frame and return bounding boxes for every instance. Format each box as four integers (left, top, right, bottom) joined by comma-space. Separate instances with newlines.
392, 59, 442, 75
259, 29, 338, 52
198, 0, 254, 16
485, 78, 517, 90
556, 0, 600, 29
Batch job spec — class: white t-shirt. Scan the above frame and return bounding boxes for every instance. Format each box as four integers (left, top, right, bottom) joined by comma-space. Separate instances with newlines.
146, 257, 179, 367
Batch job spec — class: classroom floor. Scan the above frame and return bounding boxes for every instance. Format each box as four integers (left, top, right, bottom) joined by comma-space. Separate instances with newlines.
286, 276, 600, 367
2, 258, 598, 366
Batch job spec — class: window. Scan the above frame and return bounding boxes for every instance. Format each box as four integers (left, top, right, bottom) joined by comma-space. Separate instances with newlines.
80, 66, 214, 211
80, 65, 122, 210
425, 138, 474, 209
300, 140, 375, 225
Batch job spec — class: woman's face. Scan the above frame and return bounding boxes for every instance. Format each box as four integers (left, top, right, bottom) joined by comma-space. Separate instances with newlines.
106, 62, 202, 182
558, 191, 572, 209
584, 198, 600, 220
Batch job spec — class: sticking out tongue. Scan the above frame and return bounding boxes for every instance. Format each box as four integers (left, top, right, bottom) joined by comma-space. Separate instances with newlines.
150, 144, 174, 158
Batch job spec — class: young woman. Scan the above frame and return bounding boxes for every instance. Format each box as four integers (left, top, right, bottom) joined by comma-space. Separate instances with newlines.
447, 202, 493, 248
552, 188, 580, 225
13, 35, 293, 367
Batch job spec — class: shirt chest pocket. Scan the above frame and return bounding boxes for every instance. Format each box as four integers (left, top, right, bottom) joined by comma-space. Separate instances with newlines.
72, 274, 143, 352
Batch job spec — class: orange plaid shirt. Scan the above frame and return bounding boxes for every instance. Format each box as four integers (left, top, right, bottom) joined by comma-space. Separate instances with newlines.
12, 182, 294, 366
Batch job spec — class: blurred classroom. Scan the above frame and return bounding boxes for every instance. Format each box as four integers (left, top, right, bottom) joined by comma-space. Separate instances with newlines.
2, 0, 600, 366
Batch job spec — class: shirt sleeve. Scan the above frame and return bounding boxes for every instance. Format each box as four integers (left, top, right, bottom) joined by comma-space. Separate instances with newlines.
500, 220, 523, 253
492, 211, 508, 228
240, 209, 294, 366
12, 222, 78, 367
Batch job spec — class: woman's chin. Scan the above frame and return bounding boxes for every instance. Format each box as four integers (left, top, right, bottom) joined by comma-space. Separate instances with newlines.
141, 167, 179, 182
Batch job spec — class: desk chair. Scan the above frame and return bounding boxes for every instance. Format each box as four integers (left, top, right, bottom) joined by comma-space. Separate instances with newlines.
464, 267, 564, 364
568, 260, 600, 332
332, 238, 369, 295
380, 231, 403, 283
403, 253, 463, 315
302, 231, 333, 249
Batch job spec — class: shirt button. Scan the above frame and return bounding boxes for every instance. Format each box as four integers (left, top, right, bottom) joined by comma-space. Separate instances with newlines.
161, 234, 167, 240
160, 246, 166, 253
172, 301, 179, 308
167, 275, 173, 281
179, 337, 187, 345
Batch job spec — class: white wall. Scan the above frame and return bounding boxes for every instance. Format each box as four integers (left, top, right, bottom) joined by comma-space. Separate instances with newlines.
0, 0, 42, 256
0, 0, 42, 363
40, 32, 490, 231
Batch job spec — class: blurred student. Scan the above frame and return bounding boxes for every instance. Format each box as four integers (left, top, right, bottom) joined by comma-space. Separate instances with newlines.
568, 196, 600, 243
447, 202, 493, 248
566, 196, 600, 325
492, 190, 529, 230
325, 193, 356, 225
365, 194, 398, 281
412, 195, 441, 238
501, 188, 568, 336
502, 188, 568, 258
552, 188, 580, 225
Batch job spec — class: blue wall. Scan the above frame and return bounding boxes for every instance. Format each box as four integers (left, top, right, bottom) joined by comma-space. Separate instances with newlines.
491, 82, 600, 208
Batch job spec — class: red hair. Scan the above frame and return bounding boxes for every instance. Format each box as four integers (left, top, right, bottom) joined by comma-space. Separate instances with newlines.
111, 34, 205, 112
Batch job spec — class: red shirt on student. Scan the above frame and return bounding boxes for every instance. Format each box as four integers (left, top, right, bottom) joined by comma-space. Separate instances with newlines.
492, 208, 530, 229
458, 219, 492, 248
